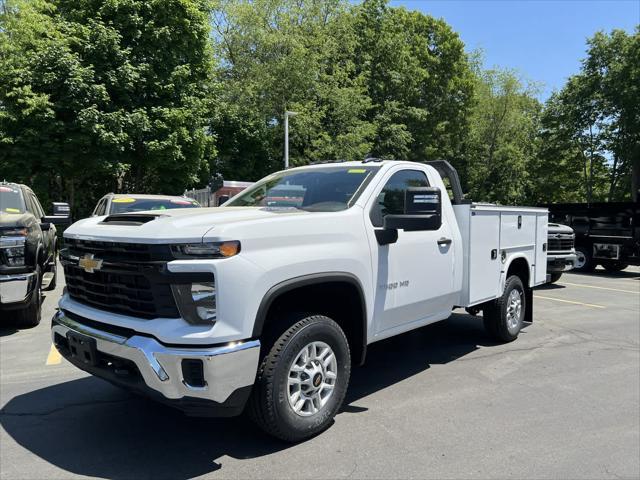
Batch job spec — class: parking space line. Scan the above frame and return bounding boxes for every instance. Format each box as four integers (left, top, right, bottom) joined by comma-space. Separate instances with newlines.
534, 295, 605, 309
45, 344, 62, 365
560, 281, 639, 294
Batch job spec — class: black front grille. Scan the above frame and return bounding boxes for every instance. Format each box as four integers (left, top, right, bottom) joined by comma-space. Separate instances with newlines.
548, 235, 574, 252
63, 238, 174, 263
61, 239, 180, 319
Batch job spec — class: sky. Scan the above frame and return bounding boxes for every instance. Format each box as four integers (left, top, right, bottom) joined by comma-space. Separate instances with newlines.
390, 0, 640, 99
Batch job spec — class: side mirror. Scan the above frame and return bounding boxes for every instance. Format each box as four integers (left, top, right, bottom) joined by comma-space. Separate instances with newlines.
45, 202, 71, 225
383, 187, 442, 232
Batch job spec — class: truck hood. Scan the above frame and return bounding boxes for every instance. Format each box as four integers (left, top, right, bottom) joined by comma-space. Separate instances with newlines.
64, 207, 309, 243
548, 222, 574, 235
0, 212, 34, 230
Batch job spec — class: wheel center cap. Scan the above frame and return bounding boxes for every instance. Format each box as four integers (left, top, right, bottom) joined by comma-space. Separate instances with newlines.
313, 372, 323, 388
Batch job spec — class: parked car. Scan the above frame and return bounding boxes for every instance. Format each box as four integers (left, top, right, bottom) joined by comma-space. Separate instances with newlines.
0, 182, 70, 327
91, 193, 201, 216
546, 223, 576, 283
52, 160, 547, 441
545, 201, 639, 272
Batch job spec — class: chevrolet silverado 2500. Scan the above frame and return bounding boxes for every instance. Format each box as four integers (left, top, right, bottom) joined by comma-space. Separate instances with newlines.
52, 160, 547, 441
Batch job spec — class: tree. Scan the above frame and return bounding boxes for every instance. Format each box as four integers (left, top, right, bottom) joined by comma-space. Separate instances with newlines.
210, 0, 375, 181
464, 68, 542, 204
0, 0, 216, 216
352, 0, 475, 168
534, 28, 639, 203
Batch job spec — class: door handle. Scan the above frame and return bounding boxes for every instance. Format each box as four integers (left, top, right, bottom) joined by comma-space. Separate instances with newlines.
437, 237, 452, 246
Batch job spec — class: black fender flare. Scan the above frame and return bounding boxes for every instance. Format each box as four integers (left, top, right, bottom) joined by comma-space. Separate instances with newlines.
252, 272, 368, 365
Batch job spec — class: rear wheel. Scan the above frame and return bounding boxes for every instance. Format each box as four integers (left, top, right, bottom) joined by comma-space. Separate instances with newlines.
574, 246, 595, 272
14, 266, 42, 328
248, 314, 351, 442
602, 261, 628, 272
483, 275, 525, 343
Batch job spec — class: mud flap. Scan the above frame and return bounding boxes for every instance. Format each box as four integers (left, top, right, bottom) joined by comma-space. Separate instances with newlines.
524, 287, 533, 323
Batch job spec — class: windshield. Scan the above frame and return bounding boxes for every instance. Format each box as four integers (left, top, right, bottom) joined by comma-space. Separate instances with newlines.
0, 185, 26, 214
225, 166, 380, 211
109, 197, 200, 214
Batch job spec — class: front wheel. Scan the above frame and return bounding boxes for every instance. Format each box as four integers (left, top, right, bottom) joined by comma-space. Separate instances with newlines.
248, 314, 351, 442
548, 272, 562, 283
14, 266, 42, 328
574, 246, 595, 272
483, 275, 525, 343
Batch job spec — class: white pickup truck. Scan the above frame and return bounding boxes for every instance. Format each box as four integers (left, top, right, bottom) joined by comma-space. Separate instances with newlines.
53, 160, 547, 441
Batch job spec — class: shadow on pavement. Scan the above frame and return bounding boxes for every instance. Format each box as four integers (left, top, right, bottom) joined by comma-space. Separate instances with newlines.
0, 313, 499, 479
535, 282, 566, 291
568, 269, 640, 281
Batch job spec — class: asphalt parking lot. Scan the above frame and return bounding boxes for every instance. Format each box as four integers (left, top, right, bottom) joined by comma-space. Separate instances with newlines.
1, 267, 639, 480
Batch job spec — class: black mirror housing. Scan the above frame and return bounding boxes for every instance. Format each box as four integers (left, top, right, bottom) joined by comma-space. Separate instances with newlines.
46, 202, 71, 225
52, 202, 70, 216
382, 187, 442, 232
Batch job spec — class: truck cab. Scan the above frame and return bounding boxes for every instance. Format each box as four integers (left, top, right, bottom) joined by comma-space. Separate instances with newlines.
52, 160, 547, 441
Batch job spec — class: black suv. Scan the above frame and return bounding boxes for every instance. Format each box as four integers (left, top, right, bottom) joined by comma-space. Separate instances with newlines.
0, 182, 70, 327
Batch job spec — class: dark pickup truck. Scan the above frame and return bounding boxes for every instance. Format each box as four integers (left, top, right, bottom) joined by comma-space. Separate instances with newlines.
545, 201, 640, 272
0, 182, 70, 327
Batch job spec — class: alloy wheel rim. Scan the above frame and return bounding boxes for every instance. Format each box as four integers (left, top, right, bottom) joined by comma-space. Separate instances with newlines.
506, 289, 522, 332
287, 341, 337, 417
575, 251, 586, 269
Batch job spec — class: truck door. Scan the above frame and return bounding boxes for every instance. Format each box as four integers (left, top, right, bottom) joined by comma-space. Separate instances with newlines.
366, 168, 456, 337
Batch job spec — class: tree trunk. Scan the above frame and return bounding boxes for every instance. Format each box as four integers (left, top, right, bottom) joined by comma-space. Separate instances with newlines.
632, 156, 639, 202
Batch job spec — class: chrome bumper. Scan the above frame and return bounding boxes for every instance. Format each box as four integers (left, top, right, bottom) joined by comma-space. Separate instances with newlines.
51, 310, 260, 404
0, 271, 36, 304
547, 253, 577, 272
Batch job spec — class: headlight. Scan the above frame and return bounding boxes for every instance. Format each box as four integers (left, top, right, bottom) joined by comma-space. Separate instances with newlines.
171, 241, 240, 258
0, 235, 26, 267
171, 282, 217, 325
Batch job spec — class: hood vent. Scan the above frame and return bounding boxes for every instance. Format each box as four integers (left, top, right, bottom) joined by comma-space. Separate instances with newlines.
100, 214, 162, 226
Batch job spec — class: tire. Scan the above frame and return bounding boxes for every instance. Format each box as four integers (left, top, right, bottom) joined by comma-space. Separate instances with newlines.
602, 261, 628, 273
483, 275, 525, 343
14, 266, 42, 328
548, 272, 562, 283
248, 314, 351, 442
574, 246, 595, 272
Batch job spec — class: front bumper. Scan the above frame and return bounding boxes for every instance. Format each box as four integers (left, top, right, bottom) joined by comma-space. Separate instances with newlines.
0, 271, 36, 305
547, 253, 577, 272
51, 310, 260, 416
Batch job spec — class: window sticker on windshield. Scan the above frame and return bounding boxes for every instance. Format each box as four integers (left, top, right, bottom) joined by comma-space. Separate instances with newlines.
170, 199, 192, 205
348, 169, 366, 173
4, 207, 20, 213
112, 198, 136, 203
0, 186, 18, 193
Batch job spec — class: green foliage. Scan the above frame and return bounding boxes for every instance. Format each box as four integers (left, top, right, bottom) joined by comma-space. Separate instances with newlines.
0, 0, 216, 215
209, 0, 475, 180
1, 0, 637, 211
535, 28, 640, 203
210, 0, 376, 180
464, 69, 542, 204
353, 0, 475, 166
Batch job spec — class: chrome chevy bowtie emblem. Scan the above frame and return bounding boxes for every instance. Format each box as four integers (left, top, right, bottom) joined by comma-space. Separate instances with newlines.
78, 253, 103, 273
